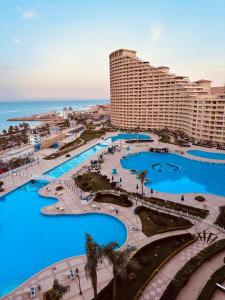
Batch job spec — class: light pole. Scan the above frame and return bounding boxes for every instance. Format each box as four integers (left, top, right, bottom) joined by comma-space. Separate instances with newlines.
76, 268, 82, 295
136, 184, 139, 205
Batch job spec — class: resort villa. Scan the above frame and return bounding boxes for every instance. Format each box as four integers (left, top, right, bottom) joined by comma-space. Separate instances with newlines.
1, 50, 225, 300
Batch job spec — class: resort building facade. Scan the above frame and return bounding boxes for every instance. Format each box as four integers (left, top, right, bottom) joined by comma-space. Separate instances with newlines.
110, 49, 225, 145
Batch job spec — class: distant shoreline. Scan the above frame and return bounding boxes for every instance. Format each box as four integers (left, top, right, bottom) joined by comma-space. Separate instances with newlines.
0, 99, 109, 132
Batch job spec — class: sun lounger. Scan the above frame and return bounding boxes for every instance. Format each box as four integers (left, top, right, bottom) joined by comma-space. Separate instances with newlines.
29, 287, 36, 298
92, 204, 97, 209
130, 225, 139, 231
126, 243, 135, 250
69, 269, 76, 279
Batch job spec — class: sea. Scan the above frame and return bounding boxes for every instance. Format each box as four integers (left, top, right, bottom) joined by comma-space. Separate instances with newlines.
0, 99, 109, 132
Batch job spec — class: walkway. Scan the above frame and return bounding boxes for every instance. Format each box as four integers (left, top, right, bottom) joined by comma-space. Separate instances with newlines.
139, 240, 206, 300
177, 249, 225, 300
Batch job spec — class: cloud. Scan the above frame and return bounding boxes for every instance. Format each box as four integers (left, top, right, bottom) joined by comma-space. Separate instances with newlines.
21, 6, 36, 20
12, 38, 22, 45
150, 21, 165, 43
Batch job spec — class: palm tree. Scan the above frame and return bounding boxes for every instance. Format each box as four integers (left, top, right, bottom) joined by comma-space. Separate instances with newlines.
84, 233, 103, 299
103, 247, 137, 300
137, 170, 148, 197
85, 234, 118, 299
45, 279, 70, 300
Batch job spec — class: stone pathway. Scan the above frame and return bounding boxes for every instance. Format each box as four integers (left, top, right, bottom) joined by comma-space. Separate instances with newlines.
139, 240, 206, 300
177, 249, 225, 300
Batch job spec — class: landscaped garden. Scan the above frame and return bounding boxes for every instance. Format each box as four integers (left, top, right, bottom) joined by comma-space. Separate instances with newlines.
75, 171, 209, 218
96, 233, 195, 300
140, 195, 209, 219
75, 172, 112, 192
94, 192, 133, 207
160, 238, 225, 300
134, 206, 192, 236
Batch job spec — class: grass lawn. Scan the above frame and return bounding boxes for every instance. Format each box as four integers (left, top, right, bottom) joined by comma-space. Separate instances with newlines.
197, 265, 225, 300
75, 172, 112, 192
135, 206, 192, 236
214, 206, 225, 228
96, 233, 195, 300
94, 193, 133, 207
161, 238, 225, 300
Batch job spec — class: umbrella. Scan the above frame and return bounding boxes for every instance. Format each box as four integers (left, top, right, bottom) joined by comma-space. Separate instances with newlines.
136, 184, 139, 190
120, 177, 122, 182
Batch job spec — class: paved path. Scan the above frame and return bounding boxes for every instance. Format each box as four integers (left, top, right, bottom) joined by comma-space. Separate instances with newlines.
177, 249, 225, 300
139, 240, 206, 300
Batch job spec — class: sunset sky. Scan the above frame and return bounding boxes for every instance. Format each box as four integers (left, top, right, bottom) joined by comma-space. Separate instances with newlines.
0, 0, 225, 101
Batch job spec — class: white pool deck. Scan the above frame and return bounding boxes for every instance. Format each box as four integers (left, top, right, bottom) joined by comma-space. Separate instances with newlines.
1, 131, 225, 300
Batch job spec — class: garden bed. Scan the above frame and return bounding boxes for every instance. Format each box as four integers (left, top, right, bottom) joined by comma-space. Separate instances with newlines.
197, 265, 225, 300
214, 206, 225, 228
94, 193, 133, 207
160, 239, 225, 300
96, 233, 195, 300
75, 172, 112, 192
135, 206, 192, 236
131, 193, 209, 219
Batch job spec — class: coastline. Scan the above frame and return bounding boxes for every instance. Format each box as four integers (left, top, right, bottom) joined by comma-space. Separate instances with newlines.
0, 99, 109, 132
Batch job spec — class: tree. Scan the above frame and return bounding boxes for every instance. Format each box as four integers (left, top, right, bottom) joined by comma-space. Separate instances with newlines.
85, 234, 118, 299
103, 246, 137, 300
137, 170, 148, 197
45, 279, 70, 300
85, 233, 103, 299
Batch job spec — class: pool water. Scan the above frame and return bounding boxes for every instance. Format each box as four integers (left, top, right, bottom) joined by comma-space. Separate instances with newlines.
187, 149, 225, 160
0, 135, 128, 297
111, 133, 151, 142
121, 152, 225, 196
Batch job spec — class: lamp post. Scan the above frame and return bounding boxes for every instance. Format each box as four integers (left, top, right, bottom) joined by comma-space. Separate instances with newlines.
76, 268, 82, 295
136, 184, 139, 205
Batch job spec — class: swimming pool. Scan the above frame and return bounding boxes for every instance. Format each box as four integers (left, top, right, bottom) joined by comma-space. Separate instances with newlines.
121, 152, 225, 196
0, 135, 128, 296
187, 149, 225, 160
112, 133, 151, 142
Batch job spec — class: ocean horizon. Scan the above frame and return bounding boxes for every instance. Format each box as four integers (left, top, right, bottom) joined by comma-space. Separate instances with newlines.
0, 99, 109, 131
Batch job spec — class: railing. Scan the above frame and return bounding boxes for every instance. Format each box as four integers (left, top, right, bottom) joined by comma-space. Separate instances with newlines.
0, 159, 40, 179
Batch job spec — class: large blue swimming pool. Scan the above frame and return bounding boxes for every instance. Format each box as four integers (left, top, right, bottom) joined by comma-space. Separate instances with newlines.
0, 134, 130, 297
187, 149, 225, 160
121, 152, 225, 196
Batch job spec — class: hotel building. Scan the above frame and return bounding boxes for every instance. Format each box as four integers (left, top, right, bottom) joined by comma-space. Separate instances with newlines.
110, 49, 225, 145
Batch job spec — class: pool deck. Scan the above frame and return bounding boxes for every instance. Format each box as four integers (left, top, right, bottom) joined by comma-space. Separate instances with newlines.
2, 132, 225, 300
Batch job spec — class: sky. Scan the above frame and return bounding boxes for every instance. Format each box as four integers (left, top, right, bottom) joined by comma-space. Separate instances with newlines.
0, 0, 225, 101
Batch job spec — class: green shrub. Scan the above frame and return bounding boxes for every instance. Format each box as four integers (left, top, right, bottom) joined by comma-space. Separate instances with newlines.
195, 195, 205, 202
55, 186, 63, 191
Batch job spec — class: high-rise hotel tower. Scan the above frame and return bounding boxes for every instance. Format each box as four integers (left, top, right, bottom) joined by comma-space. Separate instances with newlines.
110, 49, 225, 145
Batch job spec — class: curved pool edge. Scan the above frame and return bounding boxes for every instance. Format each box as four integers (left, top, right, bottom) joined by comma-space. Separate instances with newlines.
1, 210, 128, 300
120, 149, 225, 197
